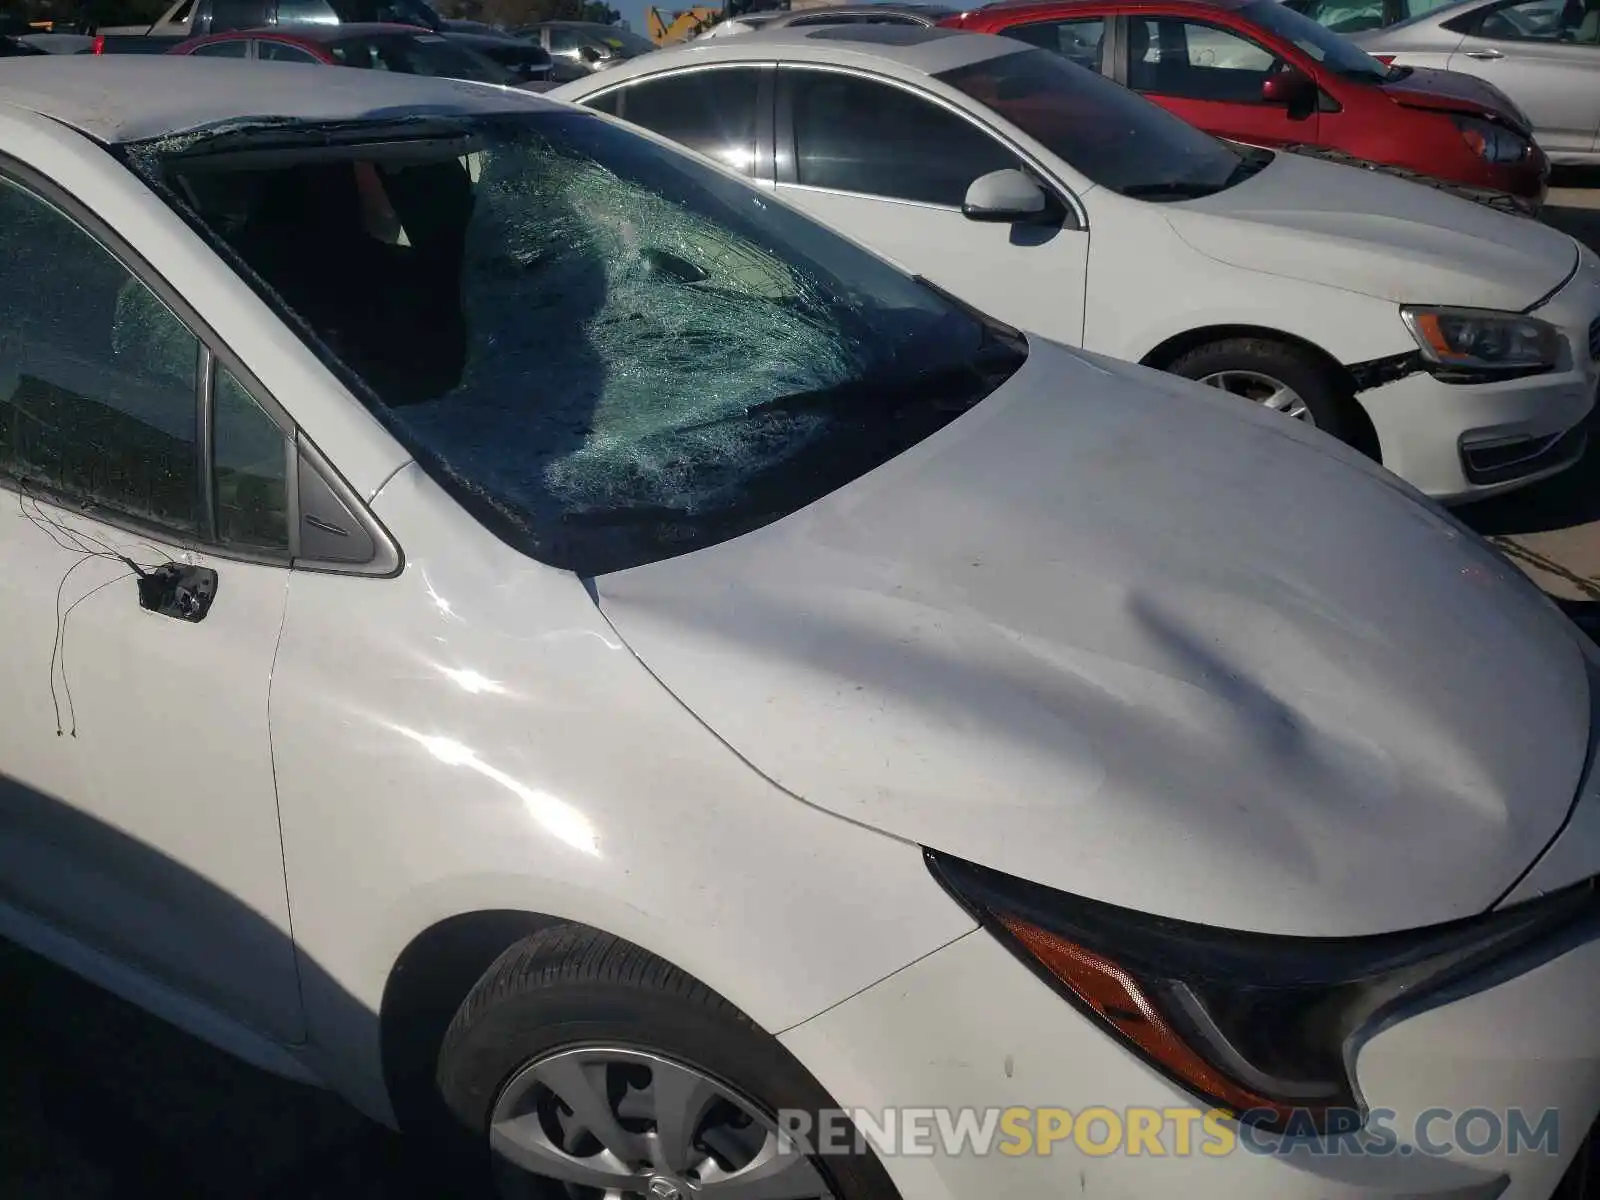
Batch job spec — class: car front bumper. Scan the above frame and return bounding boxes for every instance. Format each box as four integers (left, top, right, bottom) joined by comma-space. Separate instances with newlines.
781, 920, 1600, 1200
1356, 253, 1600, 503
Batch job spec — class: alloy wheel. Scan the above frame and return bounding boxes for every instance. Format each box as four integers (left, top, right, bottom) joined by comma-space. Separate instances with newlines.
1199, 369, 1314, 423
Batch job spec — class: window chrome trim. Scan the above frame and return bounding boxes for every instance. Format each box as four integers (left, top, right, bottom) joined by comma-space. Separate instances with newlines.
772, 59, 1089, 230
0, 149, 401, 577
197, 342, 218, 542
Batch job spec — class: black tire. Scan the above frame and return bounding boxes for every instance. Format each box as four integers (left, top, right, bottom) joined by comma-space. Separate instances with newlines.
435, 923, 900, 1200
1166, 336, 1359, 448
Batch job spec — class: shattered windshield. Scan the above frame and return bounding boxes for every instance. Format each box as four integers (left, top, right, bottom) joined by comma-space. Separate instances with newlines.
124, 111, 1022, 574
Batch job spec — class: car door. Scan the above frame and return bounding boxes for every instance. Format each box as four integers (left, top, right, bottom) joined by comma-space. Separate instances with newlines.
0, 166, 304, 1042
1442, 0, 1600, 159
1120, 13, 1322, 148
772, 65, 1089, 345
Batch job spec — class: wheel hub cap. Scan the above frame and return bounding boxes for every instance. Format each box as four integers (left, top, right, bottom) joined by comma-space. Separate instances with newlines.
487, 1046, 839, 1198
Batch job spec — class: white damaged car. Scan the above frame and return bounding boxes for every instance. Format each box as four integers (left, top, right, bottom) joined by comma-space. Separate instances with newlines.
553, 25, 1600, 503
2, 56, 1600, 1200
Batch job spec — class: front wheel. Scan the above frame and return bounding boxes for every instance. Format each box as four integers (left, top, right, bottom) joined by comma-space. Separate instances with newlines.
435, 925, 899, 1200
1166, 336, 1359, 449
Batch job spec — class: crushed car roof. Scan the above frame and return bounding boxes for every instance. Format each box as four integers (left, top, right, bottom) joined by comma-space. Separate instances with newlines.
0, 56, 555, 144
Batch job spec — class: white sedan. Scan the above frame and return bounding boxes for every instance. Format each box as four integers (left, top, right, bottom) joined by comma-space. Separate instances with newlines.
552, 26, 1600, 503
4, 55, 1600, 1200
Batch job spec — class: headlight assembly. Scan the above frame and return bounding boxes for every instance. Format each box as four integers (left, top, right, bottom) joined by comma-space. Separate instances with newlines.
926, 850, 1597, 1134
1453, 114, 1532, 165
1401, 305, 1561, 378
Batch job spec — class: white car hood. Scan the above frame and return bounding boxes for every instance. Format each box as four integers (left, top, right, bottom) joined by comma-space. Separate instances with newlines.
594, 341, 1591, 936
1166, 150, 1576, 310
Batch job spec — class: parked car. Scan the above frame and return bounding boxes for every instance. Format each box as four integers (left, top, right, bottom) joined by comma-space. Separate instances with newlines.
554, 26, 1594, 501
15, 32, 96, 53
169, 23, 549, 86
515, 19, 658, 80
0, 35, 46, 56
5, 50, 1600, 1200
698, 1, 957, 38
1335, 0, 1600, 164
943, 0, 1548, 212
93, 0, 553, 81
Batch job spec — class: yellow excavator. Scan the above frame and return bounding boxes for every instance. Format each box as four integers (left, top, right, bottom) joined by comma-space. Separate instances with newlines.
647, 0, 834, 44
645, 3, 724, 43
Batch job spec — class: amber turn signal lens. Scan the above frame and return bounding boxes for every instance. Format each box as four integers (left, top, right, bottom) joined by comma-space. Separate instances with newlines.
997, 913, 1295, 1124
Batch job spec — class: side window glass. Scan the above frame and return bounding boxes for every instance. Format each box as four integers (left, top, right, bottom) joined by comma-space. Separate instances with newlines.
209, 0, 271, 33
1475, 0, 1585, 40
1293, 0, 1387, 31
1008, 17, 1106, 70
214, 368, 292, 553
586, 89, 622, 116
192, 38, 250, 56
259, 40, 321, 62
615, 69, 762, 175
1127, 19, 1280, 103
0, 177, 201, 533
790, 72, 1020, 206
277, 0, 341, 20
1399, 0, 1460, 19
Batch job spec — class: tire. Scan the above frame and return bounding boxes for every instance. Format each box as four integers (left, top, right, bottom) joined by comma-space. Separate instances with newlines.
1165, 336, 1359, 448
435, 924, 900, 1200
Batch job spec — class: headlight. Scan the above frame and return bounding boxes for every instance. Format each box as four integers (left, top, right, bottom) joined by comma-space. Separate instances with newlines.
1453, 114, 1531, 164
1401, 305, 1561, 375
926, 850, 1596, 1134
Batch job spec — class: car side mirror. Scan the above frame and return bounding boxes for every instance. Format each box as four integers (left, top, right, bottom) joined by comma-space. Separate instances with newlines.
1261, 67, 1316, 118
962, 169, 1051, 224
578, 45, 601, 63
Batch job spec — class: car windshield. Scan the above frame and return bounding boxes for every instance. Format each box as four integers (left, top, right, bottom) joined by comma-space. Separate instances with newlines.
1239, 0, 1392, 80
330, 32, 513, 83
123, 111, 1022, 575
938, 48, 1269, 200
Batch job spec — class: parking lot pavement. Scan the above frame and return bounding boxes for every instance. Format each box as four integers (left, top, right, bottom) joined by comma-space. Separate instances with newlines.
8, 182, 1600, 1200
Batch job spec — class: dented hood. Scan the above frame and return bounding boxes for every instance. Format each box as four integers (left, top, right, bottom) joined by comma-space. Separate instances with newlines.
593, 341, 1591, 937
1167, 150, 1575, 310
1381, 65, 1533, 132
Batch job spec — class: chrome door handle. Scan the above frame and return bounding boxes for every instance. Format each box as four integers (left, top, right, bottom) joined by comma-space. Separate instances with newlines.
1464, 48, 1505, 58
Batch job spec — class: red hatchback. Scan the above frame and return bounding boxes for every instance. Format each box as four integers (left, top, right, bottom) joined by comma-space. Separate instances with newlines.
943, 0, 1549, 212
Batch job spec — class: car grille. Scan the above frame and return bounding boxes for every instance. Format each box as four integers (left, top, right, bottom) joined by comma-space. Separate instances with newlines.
1589, 315, 1600, 360
1461, 424, 1588, 486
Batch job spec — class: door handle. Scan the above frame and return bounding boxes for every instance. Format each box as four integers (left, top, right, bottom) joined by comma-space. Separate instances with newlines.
1464, 48, 1505, 59
137, 563, 218, 623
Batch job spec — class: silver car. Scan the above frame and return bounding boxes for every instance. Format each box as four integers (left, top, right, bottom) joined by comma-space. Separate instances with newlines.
1304, 0, 1600, 164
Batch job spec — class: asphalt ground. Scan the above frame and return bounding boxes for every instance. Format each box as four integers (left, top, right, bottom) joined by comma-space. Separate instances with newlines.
6, 176, 1600, 1200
